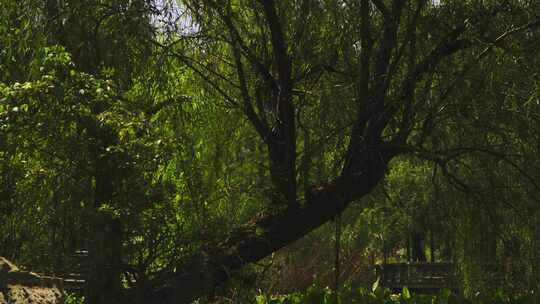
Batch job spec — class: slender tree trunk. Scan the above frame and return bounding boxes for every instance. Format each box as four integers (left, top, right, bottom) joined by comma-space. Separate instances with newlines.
532, 214, 540, 290
407, 233, 411, 263
411, 231, 426, 262
85, 128, 124, 304
333, 214, 341, 304
430, 230, 435, 263
441, 235, 452, 261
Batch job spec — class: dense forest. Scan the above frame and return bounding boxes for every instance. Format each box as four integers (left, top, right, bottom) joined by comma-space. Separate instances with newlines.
1, 0, 540, 303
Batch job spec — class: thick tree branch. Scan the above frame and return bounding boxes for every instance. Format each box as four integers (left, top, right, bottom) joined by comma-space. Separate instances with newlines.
230, 35, 271, 142
258, 0, 298, 207
358, 0, 372, 106
148, 145, 396, 304
371, 0, 405, 94
260, 0, 292, 92
220, 11, 279, 93
344, 1, 404, 176
361, 0, 406, 139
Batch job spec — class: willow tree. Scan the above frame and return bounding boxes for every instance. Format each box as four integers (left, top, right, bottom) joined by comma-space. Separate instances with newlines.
145, 0, 540, 302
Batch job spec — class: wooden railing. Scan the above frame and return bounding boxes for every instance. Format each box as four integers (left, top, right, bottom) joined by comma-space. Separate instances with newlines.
58, 251, 88, 294
36, 254, 458, 295
33, 251, 88, 294
375, 262, 457, 292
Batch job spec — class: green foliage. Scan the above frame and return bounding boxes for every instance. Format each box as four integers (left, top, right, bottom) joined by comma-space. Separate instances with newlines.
64, 292, 85, 304
255, 285, 540, 304
1, 0, 540, 302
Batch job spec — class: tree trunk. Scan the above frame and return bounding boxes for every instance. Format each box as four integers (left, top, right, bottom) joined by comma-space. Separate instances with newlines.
85, 129, 124, 304
145, 148, 393, 303
86, 212, 123, 304
430, 229, 435, 263
411, 231, 426, 262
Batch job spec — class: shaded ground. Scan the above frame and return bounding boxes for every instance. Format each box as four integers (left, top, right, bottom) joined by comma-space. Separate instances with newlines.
0, 257, 63, 304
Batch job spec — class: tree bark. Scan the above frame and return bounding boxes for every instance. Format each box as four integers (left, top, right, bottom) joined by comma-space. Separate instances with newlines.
85, 127, 124, 304
146, 146, 394, 303
411, 231, 427, 262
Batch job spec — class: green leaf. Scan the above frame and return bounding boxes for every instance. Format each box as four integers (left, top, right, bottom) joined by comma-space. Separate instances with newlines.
402, 287, 411, 300
255, 294, 267, 304
440, 288, 451, 300
372, 277, 380, 293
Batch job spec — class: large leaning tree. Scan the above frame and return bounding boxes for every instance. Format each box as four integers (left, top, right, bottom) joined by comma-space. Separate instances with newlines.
145, 0, 540, 303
